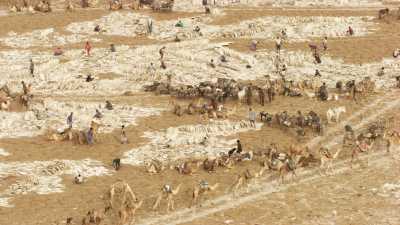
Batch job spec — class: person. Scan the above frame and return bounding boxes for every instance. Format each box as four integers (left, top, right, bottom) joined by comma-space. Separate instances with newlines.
85, 41, 92, 56
322, 36, 328, 51
396, 76, 400, 88
29, 58, 34, 77
349, 80, 357, 102
94, 24, 101, 32
105, 100, 113, 110
74, 174, 83, 184
315, 69, 321, 77
236, 140, 242, 154
275, 36, 282, 53
246, 85, 253, 105
347, 26, 354, 36
314, 51, 321, 64
67, 112, 73, 128
110, 44, 116, 52
54, 47, 63, 56
377, 67, 385, 77
319, 82, 328, 101
94, 109, 103, 119
146, 18, 153, 34
220, 55, 227, 62
250, 40, 257, 51
159, 46, 166, 60
249, 108, 256, 127
120, 125, 128, 144
258, 87, 265, 106
87, 127, 94, 145
21, 81, 29, 95
174, 34, 181, 42
175, 20, 184, 28
86, 74, 94, 82
194, 25, 201, 33
209, 59, 216, 68
283, 79, 290, 96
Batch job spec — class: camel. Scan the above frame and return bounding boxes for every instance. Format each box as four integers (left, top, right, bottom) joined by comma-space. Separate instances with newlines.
378, 8, 389, 19
266, 149, 299, 184
34, 0, 51, 12
318, 147, 342, 175
351, 139, 374, 168
66, 0, 74, 11
385, 129, 400, 145
203, 157, 219, 173
231, 167, 267, 196
191, 181, 219, 207
326, 106, 346, 124
145, 159, 165, 174
104, 180, 142, 225
109, 0, 123, 10
175, 160, 201, 175
152, 184, 182, 212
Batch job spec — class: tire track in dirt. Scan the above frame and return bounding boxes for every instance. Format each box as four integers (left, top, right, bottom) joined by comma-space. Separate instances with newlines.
137, 90, 400, 225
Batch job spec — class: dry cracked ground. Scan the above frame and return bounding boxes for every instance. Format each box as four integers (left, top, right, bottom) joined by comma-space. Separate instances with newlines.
0, 2, 400, 225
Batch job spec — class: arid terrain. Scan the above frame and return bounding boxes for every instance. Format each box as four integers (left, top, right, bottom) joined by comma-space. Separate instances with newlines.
0, 1, 399, 225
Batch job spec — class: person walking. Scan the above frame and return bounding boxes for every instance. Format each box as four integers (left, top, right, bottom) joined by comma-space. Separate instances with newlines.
67, 112, 73, 128
29, 58, 34, 77
85, 41, 92, 56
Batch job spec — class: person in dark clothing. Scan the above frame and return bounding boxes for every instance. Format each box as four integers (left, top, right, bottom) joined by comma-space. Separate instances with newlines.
87, 127, 94, 145
315, 69, 321, 77
67, 112, 73, 128
110, 44, 116, 52
258, 87, 265, 106
396, 76, 400, 88
236, 140, 242, 154
29, 58, 34, 77
246, 84, 253, 106
319, 82, 328, 101
105, 100, 113, 110
86, 74, 94, 82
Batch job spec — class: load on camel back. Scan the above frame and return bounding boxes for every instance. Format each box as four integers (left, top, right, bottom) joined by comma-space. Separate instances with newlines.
9, 0, 51, 13
0, 83, 33, 111
139, 0, 174, 11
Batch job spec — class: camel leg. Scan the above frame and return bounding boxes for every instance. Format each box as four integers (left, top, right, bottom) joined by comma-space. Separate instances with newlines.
152, 193, 162, 211
191, 188, 199, 207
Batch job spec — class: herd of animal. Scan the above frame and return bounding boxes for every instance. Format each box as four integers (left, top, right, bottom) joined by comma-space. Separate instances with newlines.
8, 0, 175, 13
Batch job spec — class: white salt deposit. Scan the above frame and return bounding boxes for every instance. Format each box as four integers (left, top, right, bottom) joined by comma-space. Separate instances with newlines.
209, 16, 374, 41
66, 12, 151, 37
0, 100, 162, 139
64, 11, 374, 41
1, 38, 398, 98
0, 159, 111, 207
0, 28, 101, 48
0, 148, 10, 157
380, 183, 400, 201
122, 120, 262, 165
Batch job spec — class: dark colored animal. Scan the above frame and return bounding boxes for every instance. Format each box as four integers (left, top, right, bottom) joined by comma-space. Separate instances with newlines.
112, 158, 121, 170
378, 8, 389, 19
